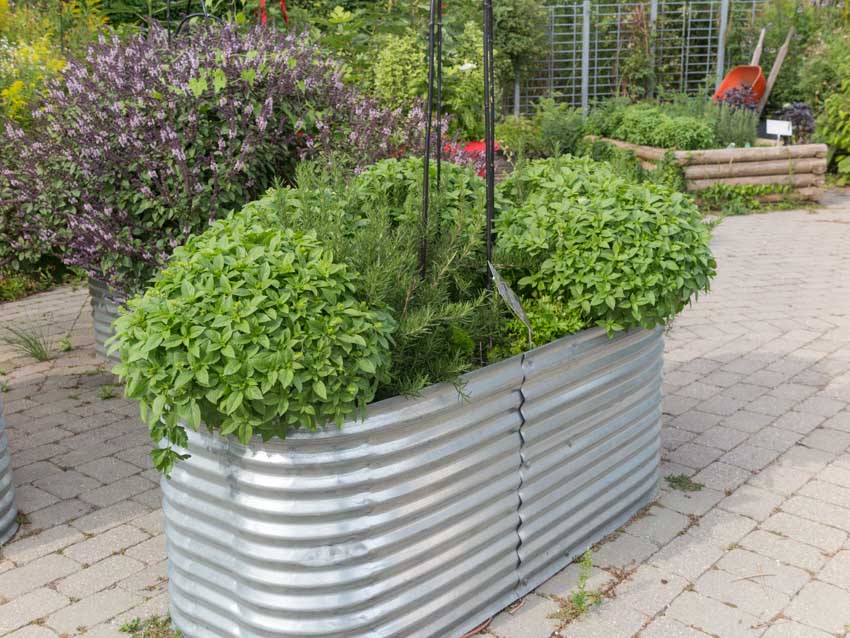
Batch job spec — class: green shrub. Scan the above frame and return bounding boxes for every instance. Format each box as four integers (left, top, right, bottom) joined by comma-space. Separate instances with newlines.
654, 116, 715, 150
714, 104, 758, 148
534, 98, 585, 156
820, 82, 850, 181
584, 97, 631, 137
496, 156, 715, 333
109, 205, 396, 475
612, 104, 666, 146
371, 32, 427, 109
496, 115, 544, 161
444, 22, 487, 140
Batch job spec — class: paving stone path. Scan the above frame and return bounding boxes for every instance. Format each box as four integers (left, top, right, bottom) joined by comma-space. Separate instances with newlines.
2, 197, 850, 638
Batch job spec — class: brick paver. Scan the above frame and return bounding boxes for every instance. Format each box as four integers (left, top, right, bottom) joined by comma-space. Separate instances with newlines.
2, 197, 850, 637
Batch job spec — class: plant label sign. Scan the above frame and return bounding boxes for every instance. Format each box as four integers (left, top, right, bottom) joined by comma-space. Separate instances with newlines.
488, 262, 533, 349
766, 119, 793, 138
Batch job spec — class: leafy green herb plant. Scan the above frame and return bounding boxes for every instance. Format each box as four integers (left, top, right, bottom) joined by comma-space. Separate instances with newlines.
665, 474, 704, 492
109, 206, 396, 475
496, 157, 716, 334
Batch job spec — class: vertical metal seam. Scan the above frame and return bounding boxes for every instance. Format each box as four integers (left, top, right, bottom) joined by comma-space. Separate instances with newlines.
513, 353, 529, 592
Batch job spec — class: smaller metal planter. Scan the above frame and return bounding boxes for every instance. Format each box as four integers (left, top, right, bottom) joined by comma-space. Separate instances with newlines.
162, 327, 663, 638
0, 395, 18, 545
89, 279, 124, 365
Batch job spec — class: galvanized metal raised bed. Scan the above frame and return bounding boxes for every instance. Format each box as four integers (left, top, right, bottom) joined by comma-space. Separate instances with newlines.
0, 395, 18, 545
89, 279, 124, 365
162, 327, 663, 638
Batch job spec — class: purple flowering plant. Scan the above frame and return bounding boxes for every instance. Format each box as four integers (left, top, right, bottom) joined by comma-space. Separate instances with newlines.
0, 23, 441, 294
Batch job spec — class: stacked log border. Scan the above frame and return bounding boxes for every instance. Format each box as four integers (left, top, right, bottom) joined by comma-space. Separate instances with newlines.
596, 138, 828, 201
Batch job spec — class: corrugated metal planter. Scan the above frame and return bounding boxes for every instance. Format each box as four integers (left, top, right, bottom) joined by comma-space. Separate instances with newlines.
89, 279, 124, 365
163, 327, 663, 638
0, 395, 18, 545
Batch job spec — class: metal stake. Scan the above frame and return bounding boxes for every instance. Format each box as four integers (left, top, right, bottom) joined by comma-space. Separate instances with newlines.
483, 0, 496, 273
420, 0, 439, 278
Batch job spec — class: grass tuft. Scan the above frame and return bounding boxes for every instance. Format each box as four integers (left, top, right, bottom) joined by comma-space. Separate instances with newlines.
3, 326, 52, 361
120, 616, 181, 638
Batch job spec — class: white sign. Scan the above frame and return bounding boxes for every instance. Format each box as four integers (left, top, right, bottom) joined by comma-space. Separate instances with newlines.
766, 119, 793, 137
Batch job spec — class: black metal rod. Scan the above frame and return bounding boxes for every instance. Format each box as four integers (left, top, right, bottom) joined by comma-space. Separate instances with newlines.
420, 0, 439, 278
436, 1, 444, 188
483, 0, 496, 272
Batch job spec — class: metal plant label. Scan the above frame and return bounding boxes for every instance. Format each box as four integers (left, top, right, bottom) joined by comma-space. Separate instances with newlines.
488, 261, 533, 349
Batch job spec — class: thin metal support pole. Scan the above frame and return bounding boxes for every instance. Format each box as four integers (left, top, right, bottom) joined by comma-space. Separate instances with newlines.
649, 0, 659, 96
581, 0, 590, 114
716, 0, 730, 89
420, 0, 438, 278
514, 69, 521, 117
436, 1, 443, 188
483, 0, 496, 275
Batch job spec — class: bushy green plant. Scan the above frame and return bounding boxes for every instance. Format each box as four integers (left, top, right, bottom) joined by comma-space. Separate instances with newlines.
654, 116, 715, 150
584, 97, 631, 137
247, 158, 495, 398
612, 104, 666, 146
371, 32, 427, 109
820, 82, 850, 181
496, 115, 543, 161
534, 98, 585, 156
714, 104, 758, 148
444, 21, 487, 140
798, 28, 850, 112
496, 156, 715, 333
109, 205, 397, 475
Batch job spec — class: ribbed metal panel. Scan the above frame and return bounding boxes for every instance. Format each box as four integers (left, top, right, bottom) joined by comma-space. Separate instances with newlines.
0, 394, 18, 545
89, 279, 123, 365
162, 327, 664, 638
163, 355, 526, 638
517, 327, 664, 591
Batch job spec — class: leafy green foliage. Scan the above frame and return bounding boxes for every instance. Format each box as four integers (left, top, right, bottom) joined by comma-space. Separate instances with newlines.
491, 296, 585, 359
443, 21, 487, 140
820, 81, 850, 182
371, 32, 427, 109
495, 99, 585, 162
109, 206, 396, 475
492, 0, 547, 80
119, 615, 181, 638
496, 157, 715, 334
550, 550, 603, 622
714, 104, 758, 148
257, 158, 495, 398
584, 97, 632, 138
697, 183, 801, 215
613, 104, 714, 150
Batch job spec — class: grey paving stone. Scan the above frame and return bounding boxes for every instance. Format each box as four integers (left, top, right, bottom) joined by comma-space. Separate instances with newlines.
612, 563, 688, 616
3, 626, 61, 638
776, 445, 835, 473
79, 475, 156, 507
115, 560, 168, 597
817, 549, 850, 590
649, 534, 724, 582
781, 495, 850, 531
593, 533, 658, 570
555, 601, 647, 638
2, 525, 85, 565
739, 529, 827, 572
772, 411, 825, 435
25, 498, 95, 530
719, 484, 784, 521
760, 620, 833, 638
721, 444, 782, 472
13, 485, 59, 513
714, 548, 810, 596
658, 487, 724, 517
799, 479, 850, 510
124, 534, 165, 565
761, 512, 847, 552
692, 462, 753, 493
638, 617, 712, 638
747, 395, 797, 418
33, 469, 101, 499
45, 587, 141, 635
670, 411, 723, 435
0, 587, 70, 634
692, 567, 789, 621
63, 524, 149, 566
693, 426, 749, 451
686, 509, 757, 548
488, 594, 561, 638
747, 427, 804, 452
77, 457, 144, 483
0, 553, 80, 599
56, 554, 146, 599
822, 410, 850, 432
697, 395, 748, 417
70, 500, 151, 535
665, 590, 763, 638
784, 580, 850, 634
796, 395, 847, 418
720, 410, 775, 433
624, 505, 690, 547
667, 443, 724, 469
800, 427, 850, 453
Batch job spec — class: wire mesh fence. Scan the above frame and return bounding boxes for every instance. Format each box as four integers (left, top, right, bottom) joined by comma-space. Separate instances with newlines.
511, 0, 767, 114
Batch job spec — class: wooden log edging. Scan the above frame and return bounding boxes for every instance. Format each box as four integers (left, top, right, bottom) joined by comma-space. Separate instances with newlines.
590, 137, 828, 200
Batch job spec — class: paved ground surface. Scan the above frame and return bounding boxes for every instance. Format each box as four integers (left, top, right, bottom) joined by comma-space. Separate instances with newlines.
2, 197, 850, 638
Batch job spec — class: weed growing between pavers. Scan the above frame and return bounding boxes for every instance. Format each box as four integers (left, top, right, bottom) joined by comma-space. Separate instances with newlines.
2, 326, 53, 361
98, 384, 116, 400
120, 616, 182, 638
665, 474, 705, 492
550, 550, 603, 623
